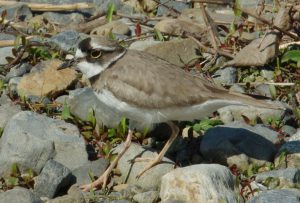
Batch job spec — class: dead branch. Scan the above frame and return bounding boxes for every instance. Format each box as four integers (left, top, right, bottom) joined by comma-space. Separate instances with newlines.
240, 8, 299, 40
188, 35, 234, 59
0, 1, 93, 12
199, 3, 220, 49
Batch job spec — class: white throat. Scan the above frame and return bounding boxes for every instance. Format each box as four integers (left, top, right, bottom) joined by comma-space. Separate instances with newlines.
75, 48, 126, 78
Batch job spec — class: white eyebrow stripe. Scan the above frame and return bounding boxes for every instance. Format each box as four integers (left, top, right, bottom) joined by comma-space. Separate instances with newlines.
90, 41, 116, 51
75, 49, 87, 58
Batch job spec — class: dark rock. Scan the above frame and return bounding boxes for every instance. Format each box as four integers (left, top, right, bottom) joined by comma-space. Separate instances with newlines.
200, 124, 277, 169
34, 160, 74, 198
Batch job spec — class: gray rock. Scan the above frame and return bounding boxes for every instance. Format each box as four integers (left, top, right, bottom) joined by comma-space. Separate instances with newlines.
115, 143, 174, 190
0, 47, 13, 65
281, 125, 297, 136
255, 168, 300, 188
160, 164, 239, 203
72, 159, 109, 185
240, 0, 273, 9
254, 84, 272, 97
260, 69, 274, 80
0, 187, 43, 203
229, 84, 246, 93
0, 111, 87, 176
5, 63, 32, 82
200, 124, 277, 169
217, 102, 285, 124
247, 189, 300, 203
0, 3, 32, 21
157, 0, 190, 16
67, 88, 122, 128
129, 39, 162, 51
0, 96, 22, 129
133, 190, 159, 203
48, 31, 84, 52
0, 33, 16, 40
275, 129, 300, 168
34, 160, 74, 198
8, 76, 22, 94
46, 185, 85, 203
43, 12, 84, 25
213, 67, 237, 85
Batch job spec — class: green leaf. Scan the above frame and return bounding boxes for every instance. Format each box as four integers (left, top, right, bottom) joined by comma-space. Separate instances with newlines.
61, 102, 73, 120
106, 3, 115, 23
269, 84, 277, 99
193, 119, 223, 132
14, 35, 22, 49
278, 149, 287, 165
281, 50, 300, 63
81, 131, 93, 139
108, 128, 116, 138
229, 22, 236, 35
0, 79, 4, 91
10, 163, 20, 177
118, 117, 127, 135
102, 143, 111, 155
87, 108, 96, 127
154, 29, 164, 41
0, 127, 3, 138
6, 177, 19, 186
233, 0, 242, 17
295, 107, 300, 120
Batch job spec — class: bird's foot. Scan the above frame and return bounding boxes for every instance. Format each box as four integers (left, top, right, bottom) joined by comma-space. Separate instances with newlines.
136, 155, 162, 179
79, 171, 109, 192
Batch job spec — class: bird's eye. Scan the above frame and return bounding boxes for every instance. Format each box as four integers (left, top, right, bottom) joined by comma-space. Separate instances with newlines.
90, 49, 102, 58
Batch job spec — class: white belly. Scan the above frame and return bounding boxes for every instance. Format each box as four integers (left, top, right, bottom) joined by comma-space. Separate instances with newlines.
95, 89, 245, 130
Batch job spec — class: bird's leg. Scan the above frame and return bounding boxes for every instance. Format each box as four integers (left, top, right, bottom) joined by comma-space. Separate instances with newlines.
136, 122, 179, 179
80, 129, 134, 192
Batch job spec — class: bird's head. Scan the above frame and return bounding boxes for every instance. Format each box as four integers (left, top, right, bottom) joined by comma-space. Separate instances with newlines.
59, 37, 126, 78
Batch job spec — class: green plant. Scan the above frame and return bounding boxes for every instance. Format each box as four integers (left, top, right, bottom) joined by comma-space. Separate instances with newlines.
193, 118, 223, 132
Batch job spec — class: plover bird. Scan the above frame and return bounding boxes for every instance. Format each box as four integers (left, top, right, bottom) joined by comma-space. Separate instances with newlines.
59, 36, 283, 191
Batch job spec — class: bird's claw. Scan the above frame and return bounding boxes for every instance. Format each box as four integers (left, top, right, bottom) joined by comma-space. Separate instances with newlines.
79, 173, 108, 192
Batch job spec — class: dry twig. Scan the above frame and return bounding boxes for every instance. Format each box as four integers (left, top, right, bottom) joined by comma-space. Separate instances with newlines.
0, 1, 93, 12
188, 35, 234, 59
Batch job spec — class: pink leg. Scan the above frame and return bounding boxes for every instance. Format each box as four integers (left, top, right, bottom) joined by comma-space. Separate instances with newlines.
80, 129, 133, 191
136, 122, 179, 179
